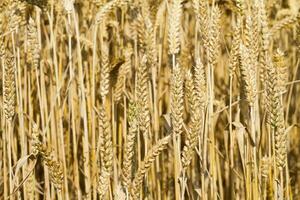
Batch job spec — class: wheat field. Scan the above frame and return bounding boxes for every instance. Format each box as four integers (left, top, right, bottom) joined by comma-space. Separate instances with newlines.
0, 0, 300, 199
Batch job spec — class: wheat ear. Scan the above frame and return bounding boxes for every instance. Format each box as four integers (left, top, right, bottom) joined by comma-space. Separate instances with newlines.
95, 0, 128, 25
168, 0, 182, 55
181, 71, 201, 169
207, 6, 220, 68
239, 44, 257, 106
3, 50, 15, 121
114, 46, 133, 102
265, 58, 286, 170
27, 18, 40, 68
100, 41, 110, 99
270, 14, 299, 36
97, 106, 113, 198
42, 151, 64, 190
122, 102, 138, 188
138, 0, 157, 69
171, 63, 184, 137
30, 122, 64, 189
228, 20, 241, 77
136, 54, 150, 137
129, 135, 171, 200
273, 49, 288, 95
194, 58, 206, 109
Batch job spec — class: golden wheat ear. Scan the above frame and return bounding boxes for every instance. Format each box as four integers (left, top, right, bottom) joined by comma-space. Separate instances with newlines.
265, 57, 287, 170
29, 121, 64, 190
171, 63, 184, 137
181, 71, 201, 170
43, 155, 64, 190
100, 40, 110, 100
207, 6, 220, 68
96, 106, 113, 198
27, 18, 40, 68
130, 135, 171, 200
3, 50, 16, 121
136, 54, 151, 138
168, 0, 182, 55
239, 44, 257, 106
122, 101, 138, 189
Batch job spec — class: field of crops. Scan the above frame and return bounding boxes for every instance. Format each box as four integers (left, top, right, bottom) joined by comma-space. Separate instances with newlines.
1, 0, 300, 199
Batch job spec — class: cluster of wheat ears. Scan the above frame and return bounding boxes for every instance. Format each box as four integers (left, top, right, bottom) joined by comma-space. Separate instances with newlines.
0, 0, 300, 199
